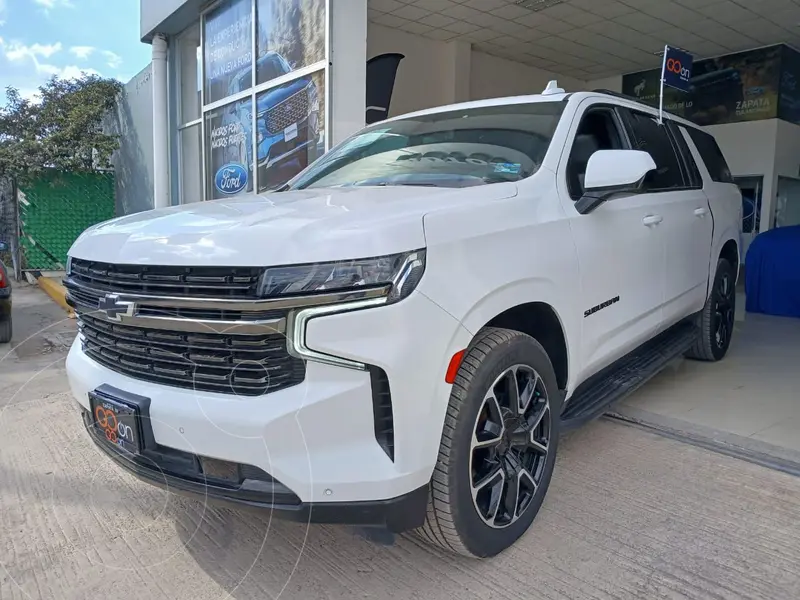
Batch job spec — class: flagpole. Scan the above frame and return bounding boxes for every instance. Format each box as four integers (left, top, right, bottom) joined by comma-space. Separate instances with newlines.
659, 45, 667, 125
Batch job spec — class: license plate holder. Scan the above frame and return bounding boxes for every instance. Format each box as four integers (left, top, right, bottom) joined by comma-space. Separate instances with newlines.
89, 390, 143, 455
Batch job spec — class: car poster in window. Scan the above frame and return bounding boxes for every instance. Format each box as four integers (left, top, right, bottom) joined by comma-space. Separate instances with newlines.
204, 0, 253, 105
205, 98, 254, 200
256, 0, 326, 86
256, 71, 325, 192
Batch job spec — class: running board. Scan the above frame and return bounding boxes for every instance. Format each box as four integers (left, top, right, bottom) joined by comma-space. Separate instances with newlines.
560, 321, 699, 431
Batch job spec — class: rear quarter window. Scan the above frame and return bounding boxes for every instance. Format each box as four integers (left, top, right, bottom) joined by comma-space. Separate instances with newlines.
684, 127, 735, 184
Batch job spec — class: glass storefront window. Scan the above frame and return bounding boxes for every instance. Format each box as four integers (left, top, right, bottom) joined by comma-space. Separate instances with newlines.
256, 70, 325, 192
179, 124, 203, 203
204, 0, 253, 106
177, 24, 201, 124
255, 0, 326, 86
185, 0, 328, 201
205, 97, 254, 200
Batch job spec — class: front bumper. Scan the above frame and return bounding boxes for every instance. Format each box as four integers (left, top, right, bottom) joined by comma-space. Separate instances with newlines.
67, 290, 472, 526
80, 408, 428, 531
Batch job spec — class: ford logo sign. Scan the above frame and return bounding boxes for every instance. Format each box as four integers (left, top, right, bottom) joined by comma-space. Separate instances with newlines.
214, 163, 249, 195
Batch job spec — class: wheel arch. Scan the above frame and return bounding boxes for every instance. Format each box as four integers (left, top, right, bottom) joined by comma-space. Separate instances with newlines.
709, 224, 740, 297
479, 301, 570, 392
720, 238, 740, 278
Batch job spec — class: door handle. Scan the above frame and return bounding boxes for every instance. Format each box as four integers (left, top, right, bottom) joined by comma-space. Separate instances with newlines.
642, 214, 663, 226
694, 207, 709, 217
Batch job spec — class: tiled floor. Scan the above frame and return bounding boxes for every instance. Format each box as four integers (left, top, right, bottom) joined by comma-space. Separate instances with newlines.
618, 298, 800, 453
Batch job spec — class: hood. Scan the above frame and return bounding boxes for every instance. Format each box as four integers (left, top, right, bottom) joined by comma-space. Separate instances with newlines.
69, 184, 517, 267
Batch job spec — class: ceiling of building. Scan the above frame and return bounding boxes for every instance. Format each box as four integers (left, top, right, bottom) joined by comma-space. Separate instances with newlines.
367, 0, 800, 80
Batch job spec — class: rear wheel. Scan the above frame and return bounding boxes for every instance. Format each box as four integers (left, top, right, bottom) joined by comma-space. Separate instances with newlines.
686, 258, 736, 362
416, 327, 560, 558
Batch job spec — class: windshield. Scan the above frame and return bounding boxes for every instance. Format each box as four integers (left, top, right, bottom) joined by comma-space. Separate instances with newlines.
287, 101, 566, 190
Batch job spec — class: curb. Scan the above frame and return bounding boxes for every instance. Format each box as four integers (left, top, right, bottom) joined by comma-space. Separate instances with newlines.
34, 272, 75, 318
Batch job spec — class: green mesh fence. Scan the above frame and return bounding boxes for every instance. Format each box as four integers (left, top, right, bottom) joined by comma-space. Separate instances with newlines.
19, 171, 115, 271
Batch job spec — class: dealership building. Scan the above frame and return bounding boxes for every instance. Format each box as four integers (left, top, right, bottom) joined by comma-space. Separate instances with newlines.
125, 0, 800, 459
132, 0, 800, 250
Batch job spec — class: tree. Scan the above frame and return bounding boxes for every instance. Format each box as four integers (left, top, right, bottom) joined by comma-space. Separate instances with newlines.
0, 74, 123, 183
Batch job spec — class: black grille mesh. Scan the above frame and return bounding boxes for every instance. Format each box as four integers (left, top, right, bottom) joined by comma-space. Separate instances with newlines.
79, 312, 305, 397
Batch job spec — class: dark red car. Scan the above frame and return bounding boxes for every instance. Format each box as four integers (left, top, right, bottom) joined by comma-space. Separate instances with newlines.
0, 241, 11, 343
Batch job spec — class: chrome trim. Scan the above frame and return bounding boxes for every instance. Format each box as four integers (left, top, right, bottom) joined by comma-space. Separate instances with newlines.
66, 278, 391, 335
287, 297, 388, 370
390, 252, 425, 301
77, 306, 286, 335
65, 278, 388, 310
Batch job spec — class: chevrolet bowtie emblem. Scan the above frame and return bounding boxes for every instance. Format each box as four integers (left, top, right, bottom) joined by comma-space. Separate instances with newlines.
98, 294, 135, 321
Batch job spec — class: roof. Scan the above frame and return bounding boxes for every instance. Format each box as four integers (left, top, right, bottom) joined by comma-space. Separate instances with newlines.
382, 88, 701, 131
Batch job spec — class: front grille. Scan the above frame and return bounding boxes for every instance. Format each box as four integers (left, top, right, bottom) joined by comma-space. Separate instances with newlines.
69, 258, 263, 299
78, 312, 305, 396
264, 91, 309, 135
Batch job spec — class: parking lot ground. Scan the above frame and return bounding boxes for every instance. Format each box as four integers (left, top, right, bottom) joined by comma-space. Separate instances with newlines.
2, 286, 800, 600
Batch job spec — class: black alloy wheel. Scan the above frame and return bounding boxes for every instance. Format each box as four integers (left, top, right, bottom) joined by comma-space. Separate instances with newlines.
686, 257, 736, 362
417, 327, 560, 558
470, 365, 551, 528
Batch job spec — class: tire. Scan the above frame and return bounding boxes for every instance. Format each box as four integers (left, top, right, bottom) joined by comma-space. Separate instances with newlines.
416, 327, 561, 558
0, 318, 10, 344
686, 258, 736, 362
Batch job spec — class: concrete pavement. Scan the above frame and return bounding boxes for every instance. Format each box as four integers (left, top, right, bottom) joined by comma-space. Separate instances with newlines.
1, 285, 799, 600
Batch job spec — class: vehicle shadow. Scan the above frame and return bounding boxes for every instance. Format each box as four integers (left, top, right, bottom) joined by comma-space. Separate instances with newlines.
173, 503, 476, 599
173, 431, 591, 599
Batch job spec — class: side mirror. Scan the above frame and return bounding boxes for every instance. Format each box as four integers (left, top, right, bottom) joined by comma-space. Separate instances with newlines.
575, 150, 657, 214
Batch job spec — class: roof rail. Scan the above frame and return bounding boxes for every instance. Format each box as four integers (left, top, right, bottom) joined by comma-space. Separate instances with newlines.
591, 89, 640, 102
591, 88, 685, 120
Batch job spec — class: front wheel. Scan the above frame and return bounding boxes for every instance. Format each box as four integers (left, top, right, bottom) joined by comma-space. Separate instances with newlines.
416, 327, 560, 558
686, 257, 736, 361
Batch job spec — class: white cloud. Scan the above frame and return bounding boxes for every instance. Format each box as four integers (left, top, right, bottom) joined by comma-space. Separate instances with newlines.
0, 37, 103, 105
69, 45, 95, 60
3, 40, 62, 63
32, 0, 74, 10
102, 50, 122, 69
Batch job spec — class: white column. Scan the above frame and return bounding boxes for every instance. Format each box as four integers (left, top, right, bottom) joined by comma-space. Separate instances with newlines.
151, 34, 170, 209
330, 0, 367, 145
443, 39, 472, 104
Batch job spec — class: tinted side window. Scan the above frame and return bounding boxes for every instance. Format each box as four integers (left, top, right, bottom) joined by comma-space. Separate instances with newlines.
685, 127, 735, 183
622, 110, 685, 191
567, 108, 627, 200
667, 121, 701, 188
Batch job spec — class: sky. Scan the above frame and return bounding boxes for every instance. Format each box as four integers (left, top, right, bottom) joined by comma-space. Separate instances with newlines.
0, 0, 151, 104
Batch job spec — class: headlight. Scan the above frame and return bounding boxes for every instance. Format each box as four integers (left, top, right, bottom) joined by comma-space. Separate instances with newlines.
258, 250, 425, 305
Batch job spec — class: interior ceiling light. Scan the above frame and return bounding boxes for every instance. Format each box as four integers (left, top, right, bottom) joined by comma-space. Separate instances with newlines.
515, 0, 564, 11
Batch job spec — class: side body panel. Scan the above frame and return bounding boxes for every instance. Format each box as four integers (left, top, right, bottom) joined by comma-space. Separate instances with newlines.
680, 128, 742, 290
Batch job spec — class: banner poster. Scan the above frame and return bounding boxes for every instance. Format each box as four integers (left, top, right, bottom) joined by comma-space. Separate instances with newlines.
202, 0, 327, 197
779, 45, 800, 125
205, 97, 254, 200
204, 0, 253, 106
623, 45, 782, 126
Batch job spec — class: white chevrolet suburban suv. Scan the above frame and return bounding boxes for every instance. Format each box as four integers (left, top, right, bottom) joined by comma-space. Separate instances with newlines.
65, 86, 741, 558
